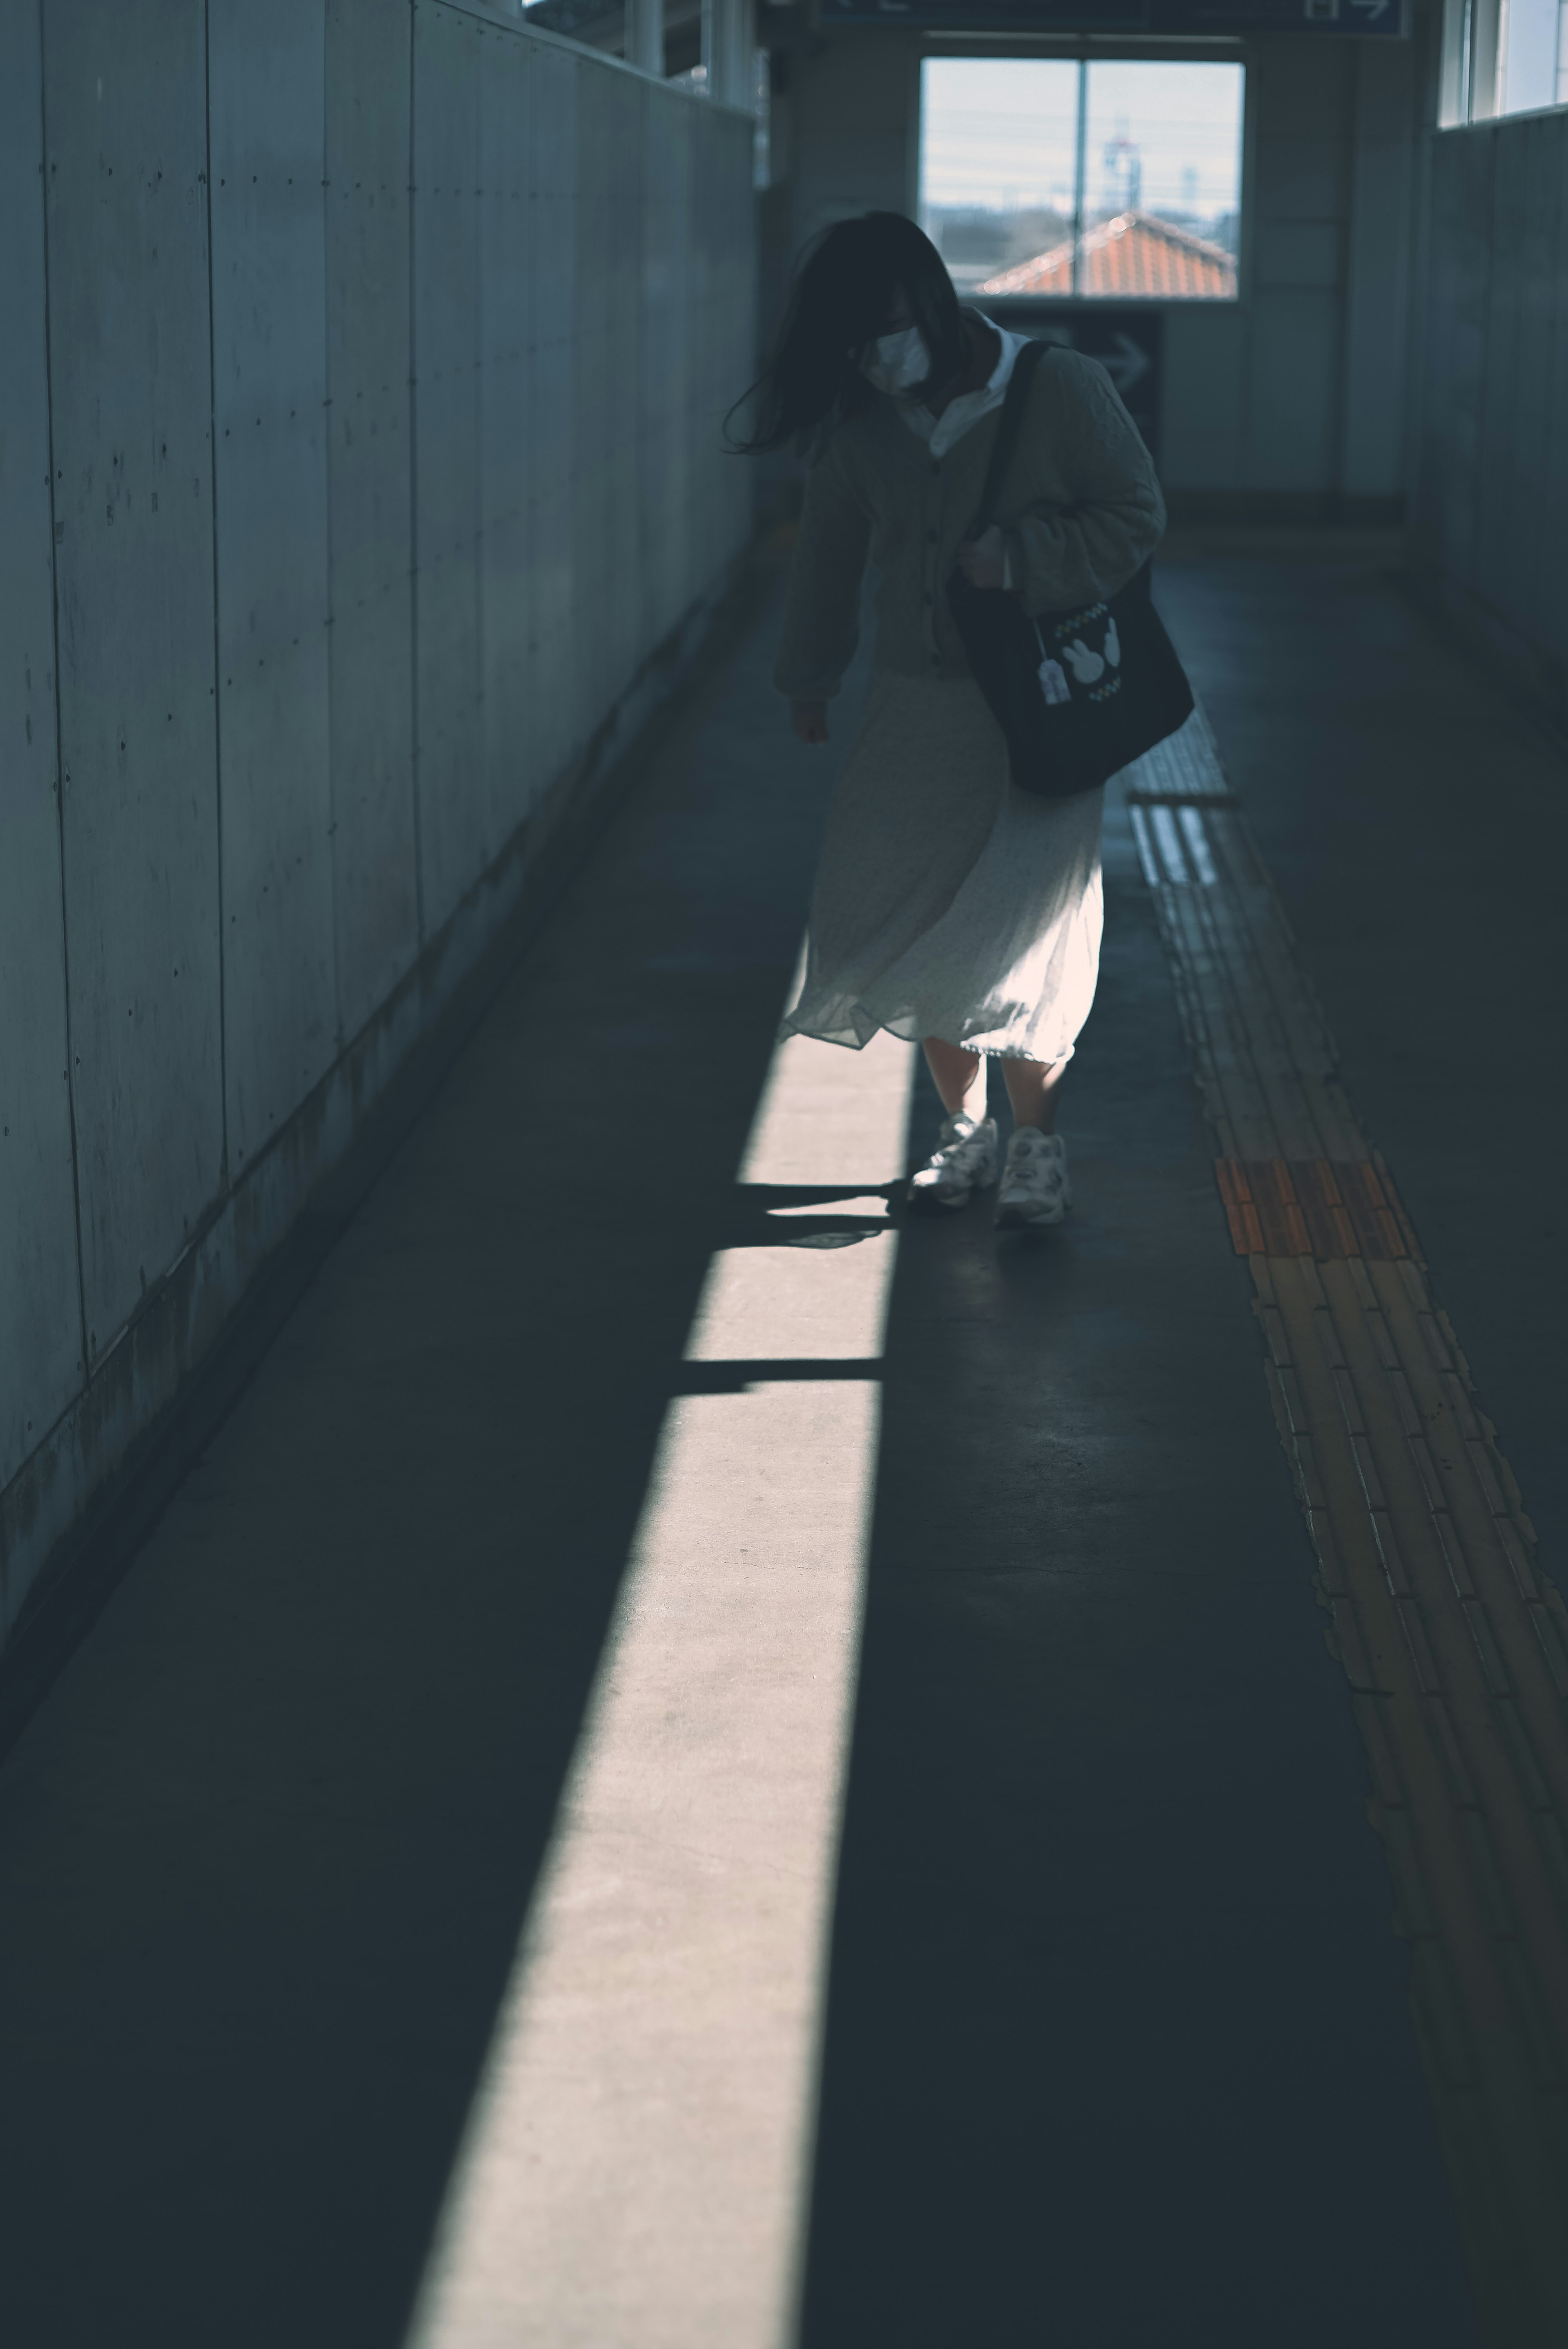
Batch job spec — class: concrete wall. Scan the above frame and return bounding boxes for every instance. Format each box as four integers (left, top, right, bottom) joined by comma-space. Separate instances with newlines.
1163, 31, 1422, 520
1409, 104, 1568, 723
0, 0, 756, 1647
763, 19, 1426, 523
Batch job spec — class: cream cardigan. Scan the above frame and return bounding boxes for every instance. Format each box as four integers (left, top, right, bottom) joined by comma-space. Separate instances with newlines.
773, 345, 1166, 704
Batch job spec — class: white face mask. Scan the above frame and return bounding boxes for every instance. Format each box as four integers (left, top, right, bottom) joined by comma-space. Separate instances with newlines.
860, 323, 930, 397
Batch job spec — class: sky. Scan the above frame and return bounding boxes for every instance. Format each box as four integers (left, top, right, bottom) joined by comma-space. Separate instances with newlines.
919, 57, 1245, 223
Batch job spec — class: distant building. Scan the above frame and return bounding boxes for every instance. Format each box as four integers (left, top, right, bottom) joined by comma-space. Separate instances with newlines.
978, 210, 1238, 301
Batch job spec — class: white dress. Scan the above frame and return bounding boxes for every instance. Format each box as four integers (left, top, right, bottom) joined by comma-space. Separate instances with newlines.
780, 322, 1106, 1065
779, 672, 1104, 1062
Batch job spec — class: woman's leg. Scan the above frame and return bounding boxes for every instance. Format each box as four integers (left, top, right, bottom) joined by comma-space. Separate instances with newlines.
923, 1036, 989, 1123
911, 1036, 997, 1207
924, 1041, 1069, 1131
993, 1057, 1073, 1228
1000, 1056, 1069, 1133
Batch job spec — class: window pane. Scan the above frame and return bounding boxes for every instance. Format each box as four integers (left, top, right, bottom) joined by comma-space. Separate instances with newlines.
919, 58, 1081, 298
1499, 0, 1562, 114
1079, 60, 1243, 300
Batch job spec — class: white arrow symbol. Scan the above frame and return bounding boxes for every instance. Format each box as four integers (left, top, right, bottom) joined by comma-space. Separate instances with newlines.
1099, 331, 1151, 397
1351, 0, 1390, 17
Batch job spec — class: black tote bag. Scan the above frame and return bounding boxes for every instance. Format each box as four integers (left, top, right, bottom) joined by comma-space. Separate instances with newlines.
946, 339, 1193, 800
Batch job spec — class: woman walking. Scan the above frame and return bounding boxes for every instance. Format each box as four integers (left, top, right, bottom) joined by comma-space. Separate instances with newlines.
735, 212, 1165, 1228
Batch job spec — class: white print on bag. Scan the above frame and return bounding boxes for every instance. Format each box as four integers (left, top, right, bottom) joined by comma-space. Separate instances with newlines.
1033, 600, 1125, 706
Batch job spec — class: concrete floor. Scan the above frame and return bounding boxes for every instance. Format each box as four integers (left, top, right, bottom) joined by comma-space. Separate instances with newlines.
2, 546, 1550, 2346
1156, 554, 1568, 1572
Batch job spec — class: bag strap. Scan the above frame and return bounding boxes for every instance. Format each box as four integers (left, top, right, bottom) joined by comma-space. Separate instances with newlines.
967, 337, 1047, 539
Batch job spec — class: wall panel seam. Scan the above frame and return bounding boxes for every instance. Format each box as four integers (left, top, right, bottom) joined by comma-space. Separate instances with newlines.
409, 0, 426, 943
322, 0, 343, 1054
475, 15, 486, 883
1330, 42, 1356, 506
35, 0, 89, 1396
203, 0, 230, 1184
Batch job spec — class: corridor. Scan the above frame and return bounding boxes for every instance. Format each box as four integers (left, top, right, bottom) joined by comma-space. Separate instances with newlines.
2, 541, 1563, 2346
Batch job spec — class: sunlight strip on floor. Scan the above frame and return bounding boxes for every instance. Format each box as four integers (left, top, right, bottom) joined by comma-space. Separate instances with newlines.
405, 1022, 915, 2349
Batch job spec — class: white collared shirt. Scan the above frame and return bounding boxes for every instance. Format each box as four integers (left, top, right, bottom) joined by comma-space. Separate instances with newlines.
895, 314, 1033, 586
894, 313, 1033, 460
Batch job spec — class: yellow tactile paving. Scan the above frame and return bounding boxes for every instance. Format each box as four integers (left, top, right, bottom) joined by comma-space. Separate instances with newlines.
1125, 714, 1568, 2347
1215, 1155, 1418, 1259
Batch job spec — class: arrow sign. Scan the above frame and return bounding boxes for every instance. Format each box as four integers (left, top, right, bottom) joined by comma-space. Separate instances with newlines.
1351, 0, 1391, 16
1099, 331, 1152, 398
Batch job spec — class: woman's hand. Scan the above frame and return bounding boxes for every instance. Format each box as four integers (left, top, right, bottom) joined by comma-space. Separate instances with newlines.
791, 700, 829, 747
955, 525, 1008, 591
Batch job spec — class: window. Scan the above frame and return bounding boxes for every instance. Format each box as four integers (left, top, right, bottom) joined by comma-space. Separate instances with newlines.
1495, 0, 1568, 110
1440, 0, 1568, 123
919, 57, 1245, 302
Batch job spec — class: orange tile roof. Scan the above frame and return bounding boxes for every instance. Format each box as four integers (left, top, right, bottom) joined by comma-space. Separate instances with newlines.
978, 211, 1237, 301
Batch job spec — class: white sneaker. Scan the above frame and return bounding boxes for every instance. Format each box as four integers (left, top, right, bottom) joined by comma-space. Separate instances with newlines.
994, 1128, 1071, 1229
906, 1112, 999, 1210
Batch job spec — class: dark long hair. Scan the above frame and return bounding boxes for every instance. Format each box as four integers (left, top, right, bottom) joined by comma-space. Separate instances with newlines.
728, 212, 967, 455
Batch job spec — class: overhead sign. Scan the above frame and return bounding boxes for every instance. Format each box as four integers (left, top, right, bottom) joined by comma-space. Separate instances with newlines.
822, 0, 1406, 34
1163, 0, 1405, 29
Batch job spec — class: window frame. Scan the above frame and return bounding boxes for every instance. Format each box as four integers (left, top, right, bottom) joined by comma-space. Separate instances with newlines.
915, 38, 1253, 308
1438, 0, 1568, 126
